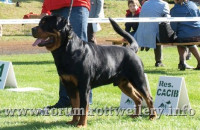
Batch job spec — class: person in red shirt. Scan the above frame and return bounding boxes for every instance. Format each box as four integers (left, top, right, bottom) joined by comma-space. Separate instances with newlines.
125, 0, 141, 37
40, 0, 92, 109
41, 0, 90, 42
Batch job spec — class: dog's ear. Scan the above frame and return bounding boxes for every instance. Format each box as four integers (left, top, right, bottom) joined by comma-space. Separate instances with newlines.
56, 16, 70, 31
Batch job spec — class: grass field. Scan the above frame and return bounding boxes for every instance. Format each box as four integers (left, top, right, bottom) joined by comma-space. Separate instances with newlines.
0, 47, 200, 129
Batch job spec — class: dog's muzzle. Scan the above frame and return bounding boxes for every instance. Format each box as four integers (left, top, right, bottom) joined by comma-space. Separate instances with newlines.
32, 26, 39, 38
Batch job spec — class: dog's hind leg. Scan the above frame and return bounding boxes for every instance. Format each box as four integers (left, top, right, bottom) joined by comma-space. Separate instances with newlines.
129, 78, 157, 120
118, 79, 143, 118
136, 90, 157, 120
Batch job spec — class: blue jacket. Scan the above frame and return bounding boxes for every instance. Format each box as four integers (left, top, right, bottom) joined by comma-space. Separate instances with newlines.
134, 0, 170, 48
170, 1, 200, 38
89, 0, 104, 18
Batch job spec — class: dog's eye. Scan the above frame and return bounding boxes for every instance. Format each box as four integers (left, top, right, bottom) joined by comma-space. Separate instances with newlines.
39, 20, 46, 27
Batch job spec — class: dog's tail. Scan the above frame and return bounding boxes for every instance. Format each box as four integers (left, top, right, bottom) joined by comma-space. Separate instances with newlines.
109, 18, 138, 53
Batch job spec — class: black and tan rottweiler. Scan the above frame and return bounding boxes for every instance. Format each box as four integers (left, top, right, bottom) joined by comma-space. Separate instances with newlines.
32, 15, 157, 128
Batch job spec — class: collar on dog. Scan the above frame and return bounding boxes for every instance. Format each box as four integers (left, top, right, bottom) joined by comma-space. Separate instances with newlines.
68, 35, 72, 39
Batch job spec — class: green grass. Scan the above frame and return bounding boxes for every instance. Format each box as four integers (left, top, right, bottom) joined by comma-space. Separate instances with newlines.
0, 47, 200, 129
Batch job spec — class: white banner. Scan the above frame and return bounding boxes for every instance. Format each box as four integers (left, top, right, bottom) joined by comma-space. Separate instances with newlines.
0, 17, 200, 24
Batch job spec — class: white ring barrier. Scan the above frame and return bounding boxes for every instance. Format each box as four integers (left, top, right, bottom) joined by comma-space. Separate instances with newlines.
88, 17, 200, 23
0, 17, 200, 24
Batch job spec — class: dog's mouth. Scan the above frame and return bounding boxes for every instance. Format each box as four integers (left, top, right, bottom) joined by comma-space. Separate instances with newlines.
32, 37, 54, 47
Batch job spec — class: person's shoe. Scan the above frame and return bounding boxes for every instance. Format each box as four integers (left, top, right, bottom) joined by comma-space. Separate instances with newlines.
194, 64, 200, 70
141, 47, 144, 51
145, 47, 150, 51
39, 103, 71, 115
178, 63, 194, 70
39, 107, 50, 115
155, 61, 165, 67
45, 103, 71, 109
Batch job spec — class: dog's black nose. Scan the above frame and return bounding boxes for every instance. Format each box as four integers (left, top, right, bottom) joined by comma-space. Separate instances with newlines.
32, 26, 38, 38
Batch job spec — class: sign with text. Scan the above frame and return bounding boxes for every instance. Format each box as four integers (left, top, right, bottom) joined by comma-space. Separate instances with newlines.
0, 61, 17, 89
120, 74, 151, 109
154, 76, 191, 115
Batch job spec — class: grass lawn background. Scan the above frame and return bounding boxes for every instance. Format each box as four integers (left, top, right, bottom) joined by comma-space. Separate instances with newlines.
0, 47, 200, 129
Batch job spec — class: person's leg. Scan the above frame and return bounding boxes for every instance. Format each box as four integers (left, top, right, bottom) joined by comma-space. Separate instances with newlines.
47, 82, 71, 109
87, 23, 97, 44
154, 45, 164, 67
186, 48, 192, 60
177, 46, 187, 63
188, 45, 200, 69
70, 7, 89, 41
70, 7, 92, 104
177, 46, 194, 70
52, 7, 89, 41
0, 24, 2, 37
45, 8, 72, 108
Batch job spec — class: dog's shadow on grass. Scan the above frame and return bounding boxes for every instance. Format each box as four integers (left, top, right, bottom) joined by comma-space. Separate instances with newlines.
1, 121, 76, 130
12, 61, 54, 65
144, 68, 193, 76
144, 70, 168, 75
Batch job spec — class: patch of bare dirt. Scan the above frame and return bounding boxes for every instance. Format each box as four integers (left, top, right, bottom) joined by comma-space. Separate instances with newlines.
0, 38, 113, 55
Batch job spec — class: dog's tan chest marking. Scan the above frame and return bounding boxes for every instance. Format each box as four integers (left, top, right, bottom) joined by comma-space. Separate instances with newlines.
60, 75, 78, 87
46, 30, 61, 51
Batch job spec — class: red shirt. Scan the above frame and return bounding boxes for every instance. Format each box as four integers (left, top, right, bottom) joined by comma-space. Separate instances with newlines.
41, 0, 90, 14
125, 7, 141, 17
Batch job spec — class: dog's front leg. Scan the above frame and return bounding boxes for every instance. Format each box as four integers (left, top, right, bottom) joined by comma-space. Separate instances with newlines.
67, 88, 80, 125
60, 76, 81, 125
77, 86, 90, 128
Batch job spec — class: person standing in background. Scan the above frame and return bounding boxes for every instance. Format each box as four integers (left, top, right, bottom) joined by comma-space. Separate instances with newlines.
87, 0, 104, 44
40, 0, 93, 109
134, 0, 170, 67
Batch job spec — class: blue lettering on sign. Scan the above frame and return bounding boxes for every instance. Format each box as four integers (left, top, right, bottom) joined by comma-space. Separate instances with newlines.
0, 64, 5, 82
159, 81, 173, 87
157, 88, 179, 97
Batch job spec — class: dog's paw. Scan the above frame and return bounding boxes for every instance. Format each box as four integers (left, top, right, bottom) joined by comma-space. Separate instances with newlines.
130, 115, 140, 118
66, 120, 78, 125
149, 114, 157, 121
77, 124, 87, 128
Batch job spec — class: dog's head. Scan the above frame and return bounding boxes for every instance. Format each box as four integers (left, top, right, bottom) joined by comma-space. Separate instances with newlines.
32, 15, 71, 51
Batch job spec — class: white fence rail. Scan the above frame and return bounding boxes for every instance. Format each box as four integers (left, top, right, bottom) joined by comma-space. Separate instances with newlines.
0, 17, 200, 25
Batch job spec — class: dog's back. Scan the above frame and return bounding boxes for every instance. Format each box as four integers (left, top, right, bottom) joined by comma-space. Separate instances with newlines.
85, 42, 143, 88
